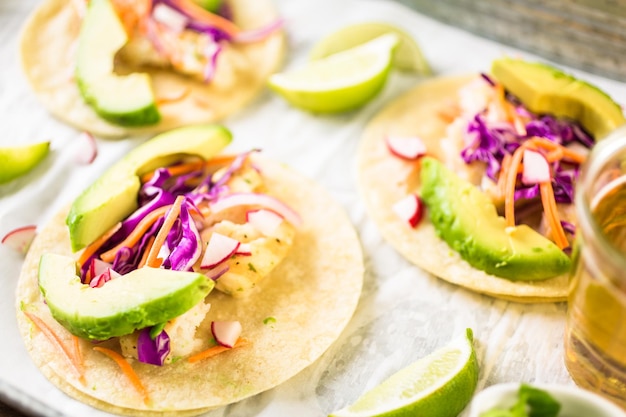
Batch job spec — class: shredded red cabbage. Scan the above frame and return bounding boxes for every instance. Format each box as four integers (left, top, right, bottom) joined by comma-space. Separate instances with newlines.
461, 81, 593, 205
137, 326, 171, 366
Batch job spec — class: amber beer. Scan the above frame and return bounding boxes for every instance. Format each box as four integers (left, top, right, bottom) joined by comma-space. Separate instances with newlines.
565, 126, 626, 409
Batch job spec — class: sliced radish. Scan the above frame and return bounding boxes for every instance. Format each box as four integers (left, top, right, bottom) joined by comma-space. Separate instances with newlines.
210, 193, 302, 227
211, 321, 242, 348
152, 3, 188, 32
385, 136, 427, 160
201, 232, 240, 269
89, 258, 113, 278
205, 264, 230, 281
247, 209, 284, 236
522, 149, 551, 185
392, 194, 424, 227
1, 225, 36, 254
75, 131, 97, 165
89, 267, 120, 288
235, 242, 252, 256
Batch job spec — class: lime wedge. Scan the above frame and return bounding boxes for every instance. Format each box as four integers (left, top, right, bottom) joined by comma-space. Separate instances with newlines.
329, 328, 479, 417
268, 33, 399, 113
310, 22, 431, 74
0, 141, 50, 184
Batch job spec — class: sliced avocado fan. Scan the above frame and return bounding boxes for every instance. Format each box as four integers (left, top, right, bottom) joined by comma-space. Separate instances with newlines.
420, 157, 571, 281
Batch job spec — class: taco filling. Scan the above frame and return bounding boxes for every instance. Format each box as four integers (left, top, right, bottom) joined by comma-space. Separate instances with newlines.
357, 58, 624, 301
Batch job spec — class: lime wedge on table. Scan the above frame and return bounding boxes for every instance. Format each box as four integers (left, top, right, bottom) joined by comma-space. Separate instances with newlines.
0, 141, 50, 184
310, 22, 431, 74
269, 33, 399, 113
329, 328, 478, 417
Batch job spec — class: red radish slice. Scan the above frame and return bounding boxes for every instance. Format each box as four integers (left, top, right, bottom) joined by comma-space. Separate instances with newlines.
89, 258, 113, 278
235, 243, 252, 256
75, 131, 97, 165
522, 149, 551, 185
385, 136, 427, 160
205, 264, 229, 281
1, 225, 36, 254
201, 232, 240, 269
89, 267, 120, 288
211, 321, 242, 348
392, 194, 423, 227
210, 193, 302, 227
152, 3, 188, 32
246, 209, 283, 236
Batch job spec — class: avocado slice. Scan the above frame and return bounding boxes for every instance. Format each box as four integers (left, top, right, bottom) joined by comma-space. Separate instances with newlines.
76, 0, 160, 126
491, 58, 625, 140
38, 253, 214, 340
66, 124, 232, 252
420, 157, 571, 281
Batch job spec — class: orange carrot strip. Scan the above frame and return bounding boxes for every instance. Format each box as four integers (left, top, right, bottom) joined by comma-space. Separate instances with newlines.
173, 0, 241, 36
93, 347, 150, 405
526, 137, 586, 164
497, 153, 512, 198
504, 146, 527, 227
545, 147, 565, 163
155, 87, 190, 105
23, 311, 86, 385
539, 181, 569, 249
137, 235, 156, 269
187, 338, 249, 364
77, 222, 122, 269
99, 205, 171, 263
145, 196, 185, 268
140, 155, 238, 183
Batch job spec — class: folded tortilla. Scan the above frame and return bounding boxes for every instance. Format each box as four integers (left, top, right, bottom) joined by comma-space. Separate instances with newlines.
19, 0, 285, 138
357, 75, 568, 303
16, 155, 364, 416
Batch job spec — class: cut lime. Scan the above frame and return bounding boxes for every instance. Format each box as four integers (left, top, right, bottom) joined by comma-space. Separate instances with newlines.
310, 22, 431, 75
329, 328, 479, 417
0, 141, 50, 184
268, 33, 399, 113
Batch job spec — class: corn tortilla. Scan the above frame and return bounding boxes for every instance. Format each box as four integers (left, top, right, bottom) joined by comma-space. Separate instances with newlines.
16, 155, 364, 415
19, 0, 286, 138
357, 75, 568, 303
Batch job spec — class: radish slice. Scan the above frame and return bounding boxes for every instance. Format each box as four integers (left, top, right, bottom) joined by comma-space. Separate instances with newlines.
246, 209, 283, 236
385, 136, 427, 160
89, 267, 120, 288
211, 321, 242, 348
1, 225, 36, 254
235, 243, 252, 256
152, 3, 188, 32
522, 149, 551, 185
75, 131, 97, 165
201, 232, 240, 269
210, 193, 302, 227
205, 264, 229, 281
392, 194, 423, 227
89, 258, 113, 278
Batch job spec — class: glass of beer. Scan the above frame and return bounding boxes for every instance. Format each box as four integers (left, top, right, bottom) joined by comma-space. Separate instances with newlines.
564, 125, 626, 409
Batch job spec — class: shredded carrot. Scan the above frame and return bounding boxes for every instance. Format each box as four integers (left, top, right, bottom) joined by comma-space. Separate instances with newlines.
72, 335, 83, 367
173, 0, 241, 36
545, 147, 565, 163
23, 311, 86, 385
99, 205, 171, 263
526, 137, 586, 164
77, 222, 122, 270
539, 181, 569, 249
504, 145, 527, 227
155, 87, 190, 105
187, 338, 249, 364
139, 155, 238, 184
497, 153, 512, 198
137, 235, 156, 268
145, 196, 185, 268
93, 346, 150, 405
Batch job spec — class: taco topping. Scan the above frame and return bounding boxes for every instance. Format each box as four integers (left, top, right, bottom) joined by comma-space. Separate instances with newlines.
390, 73, 592, 252
74, 149, 298, 367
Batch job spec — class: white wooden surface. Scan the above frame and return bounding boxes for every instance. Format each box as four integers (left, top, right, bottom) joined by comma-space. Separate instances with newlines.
1, 1, 626, 416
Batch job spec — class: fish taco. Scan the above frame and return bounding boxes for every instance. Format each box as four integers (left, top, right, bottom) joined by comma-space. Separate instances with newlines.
357, 58, 625, 302
16, 124, 364, 415
20, 0, 285, 137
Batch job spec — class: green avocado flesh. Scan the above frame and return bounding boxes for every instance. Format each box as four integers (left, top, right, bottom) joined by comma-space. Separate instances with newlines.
38, 253, 214, 340
420, 157, 571, 281
66, 124, 233, 252
76, 0, 160, 126
491, 58, 625, 140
